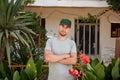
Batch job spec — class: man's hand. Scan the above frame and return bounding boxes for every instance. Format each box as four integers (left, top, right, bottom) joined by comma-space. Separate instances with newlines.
58, 53, 77, 65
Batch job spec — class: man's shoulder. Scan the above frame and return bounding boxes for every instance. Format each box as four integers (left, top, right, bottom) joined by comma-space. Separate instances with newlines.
47, 37, 56, 42
67, 38, 75, 42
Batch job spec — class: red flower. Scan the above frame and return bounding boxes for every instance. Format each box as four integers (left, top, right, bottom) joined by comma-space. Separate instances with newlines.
68, 69, 81, 77
80, 54, 90, 64
27, 52, 31, 59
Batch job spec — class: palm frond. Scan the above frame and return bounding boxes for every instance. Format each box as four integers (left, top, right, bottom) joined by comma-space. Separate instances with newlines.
20, 31, 33, 47
6, 39, 11, 66
10, 32, 19, 40
0, 32, 3, 48
15, 31, 30, 48
5, 30, 9, 39
20, 27, 36, 35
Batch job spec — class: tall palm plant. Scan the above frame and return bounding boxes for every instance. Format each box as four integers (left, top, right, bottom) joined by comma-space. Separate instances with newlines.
0, 0, 36, 65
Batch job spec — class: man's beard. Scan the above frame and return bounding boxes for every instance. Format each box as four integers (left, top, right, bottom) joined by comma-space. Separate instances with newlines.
59, 31, 66, 37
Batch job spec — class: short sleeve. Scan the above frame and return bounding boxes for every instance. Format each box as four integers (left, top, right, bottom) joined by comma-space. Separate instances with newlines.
70, 40, 77, 53
45, 39, 52, 50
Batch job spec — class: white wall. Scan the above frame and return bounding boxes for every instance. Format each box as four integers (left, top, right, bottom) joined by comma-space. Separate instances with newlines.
24, 7, 120, 57
100, 11, 120, 56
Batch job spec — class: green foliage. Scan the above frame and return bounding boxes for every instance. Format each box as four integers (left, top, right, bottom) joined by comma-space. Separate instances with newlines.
0, 62, 6, 78
19, 70, 29, 80
107, 0, 120, 13
0, 0, 36, 65
94, 63, 105, 80
91, 58, 120, 80
23, 0, 35, 5
90, 58, 99, 68
111, 58, 120, 80
22, 12, 47, 48
85, 71, 97, 80
25, 58, 37, 80
13, 71, 20, 80
78, 13, 96, 23
9, 12, 47, 65
0, 57, 47, 80
4, 77, 8, 80
76, 58, 120, 80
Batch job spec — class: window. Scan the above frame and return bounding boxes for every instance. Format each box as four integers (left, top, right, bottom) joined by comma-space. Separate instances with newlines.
111, 23, 120, 37
75, 19, 100, 55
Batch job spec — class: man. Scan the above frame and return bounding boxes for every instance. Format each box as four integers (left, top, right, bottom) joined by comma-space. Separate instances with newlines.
44, 18, 77, 80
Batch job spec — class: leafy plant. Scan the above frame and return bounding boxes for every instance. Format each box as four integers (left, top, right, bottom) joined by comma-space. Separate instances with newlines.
0, 57, 46, 80
69, 52, 120, 80
78, 13, 96, 23
23, 0, 35, 6
0, 0, 36, 65
9, 12, 47, 64
22, 12, 47, 48
107, 0, 120, 13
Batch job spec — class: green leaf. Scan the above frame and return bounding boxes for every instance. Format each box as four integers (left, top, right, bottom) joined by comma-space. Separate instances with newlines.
6, 39, 11, 65
85, 71, 97, 80
21, 31, 33, 46
22, 27, 36, 35
112, 58, 120, 80
34, 77, 37, 80
6, 0, 14, 25
0, 32, 3, 48
0, 0, 7, 26
0, 62, 6, 77
94, 63, 105, 80
28, 33, 35, 47
35, 60, 43, 76
12, 0, 22, 15
5, 30, 9, 39
25, 32, 35, 48
15, 32, 30, 48
13, 71, 20, 80
15, 22, 33, 27
10, 32, 19, 40
25, 57, 37, 80
90, 58, 99, 68
4, 77, 8, 80
20, 70, 29, 80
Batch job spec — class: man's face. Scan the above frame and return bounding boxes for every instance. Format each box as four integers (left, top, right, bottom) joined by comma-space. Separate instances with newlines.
58, 25, 70, 36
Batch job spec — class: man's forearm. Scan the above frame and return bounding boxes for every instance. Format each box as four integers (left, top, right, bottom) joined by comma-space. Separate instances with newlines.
44, 54, 70, 62
58, 57, 77, 65
44, 50, 70, 62
58, 53, 77, 65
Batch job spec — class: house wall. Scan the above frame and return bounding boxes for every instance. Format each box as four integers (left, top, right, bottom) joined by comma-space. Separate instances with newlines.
24, 6, 120, 58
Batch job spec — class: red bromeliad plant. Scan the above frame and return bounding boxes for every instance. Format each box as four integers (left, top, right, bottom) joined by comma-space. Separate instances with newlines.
68, 69, 81, 77
69, 51, 91, 80
79, 54, 90, 65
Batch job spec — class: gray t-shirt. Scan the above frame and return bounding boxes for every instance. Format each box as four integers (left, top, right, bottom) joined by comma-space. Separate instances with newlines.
45, 37, 77, 80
